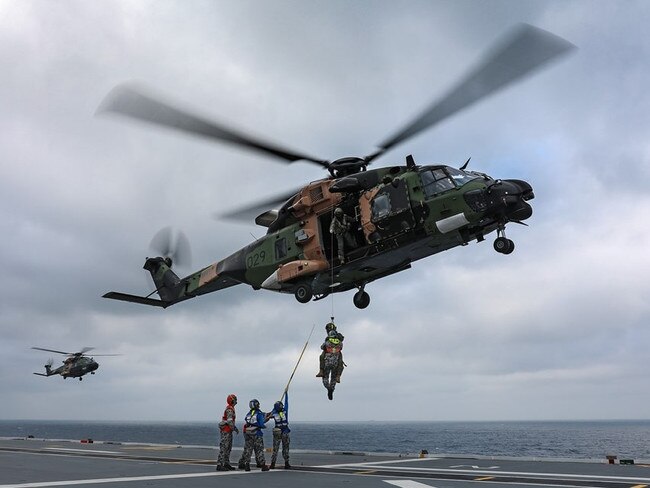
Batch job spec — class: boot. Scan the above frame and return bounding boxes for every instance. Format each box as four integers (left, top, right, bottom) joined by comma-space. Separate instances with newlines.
261, 464, 270, 472
269, 462, 276, 469
244, 463, 251, 472
238, 462, 245, 470
216, 465, 225, 471
335, 375, 341, 383
284, 462, 291, 469
327, 388, 333, 400
224, 464, 235, 471
316, 370, 324, 377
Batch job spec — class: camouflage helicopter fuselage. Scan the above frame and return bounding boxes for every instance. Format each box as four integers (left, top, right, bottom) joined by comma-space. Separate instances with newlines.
100, 23, 575, 309
33, 356, 99, 380
106, 158, 533, 309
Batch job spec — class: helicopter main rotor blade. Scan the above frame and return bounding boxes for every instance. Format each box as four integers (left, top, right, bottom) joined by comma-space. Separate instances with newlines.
90, 354, 123, 357
98, 84, 329, 168
78, 347, 95, 355
32, 347, 71, 356
218, 189, 300, 222
370, 23, 575, 162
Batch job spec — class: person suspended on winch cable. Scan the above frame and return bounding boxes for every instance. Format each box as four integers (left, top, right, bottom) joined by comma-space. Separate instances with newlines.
216, 393, 239, 471
316, 322, 344, 383
329, 207, 357, 264
238, 399, 270, 472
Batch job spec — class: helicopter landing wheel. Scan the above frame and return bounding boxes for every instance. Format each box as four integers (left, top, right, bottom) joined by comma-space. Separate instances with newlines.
353, 290, 370, 309
294, 284, 313, 303
79, 377, 83, 381
494, 237, 515, 254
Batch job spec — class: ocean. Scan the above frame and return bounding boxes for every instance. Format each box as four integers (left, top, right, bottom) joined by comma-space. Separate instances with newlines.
1, 420, 648, 461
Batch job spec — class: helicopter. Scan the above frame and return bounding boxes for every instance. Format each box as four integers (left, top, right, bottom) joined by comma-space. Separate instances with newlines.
32, 347, 120, 381
101, 24, 574, 310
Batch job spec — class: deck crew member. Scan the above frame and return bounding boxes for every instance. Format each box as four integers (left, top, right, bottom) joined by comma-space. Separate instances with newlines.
238, 399, 270, 471
216, 394, 239, 471
269, 394, 291, 469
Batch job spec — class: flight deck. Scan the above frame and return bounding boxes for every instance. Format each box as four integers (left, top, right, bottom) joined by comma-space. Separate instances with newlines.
1, 437, 649, 488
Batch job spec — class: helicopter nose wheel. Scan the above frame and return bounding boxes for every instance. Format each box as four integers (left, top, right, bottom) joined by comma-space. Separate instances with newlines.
494, 227, 515, 254
353, 286, 370, 309
294, 283, 313, 304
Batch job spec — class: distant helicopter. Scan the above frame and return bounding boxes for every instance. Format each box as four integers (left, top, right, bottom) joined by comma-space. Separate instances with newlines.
32, 347, 120, 381
100, 24, 574, 310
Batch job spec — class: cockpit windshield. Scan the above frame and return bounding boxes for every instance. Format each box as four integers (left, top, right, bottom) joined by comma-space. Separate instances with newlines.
419, 166, 479, 198
445, 167, 480, 186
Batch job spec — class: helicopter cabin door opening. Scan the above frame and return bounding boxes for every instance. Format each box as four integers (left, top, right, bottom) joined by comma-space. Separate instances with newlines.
319, 203, 365, 265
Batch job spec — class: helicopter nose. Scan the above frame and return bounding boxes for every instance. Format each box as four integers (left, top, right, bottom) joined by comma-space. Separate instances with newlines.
505, 179, 534, 201
486, 179, 534, 222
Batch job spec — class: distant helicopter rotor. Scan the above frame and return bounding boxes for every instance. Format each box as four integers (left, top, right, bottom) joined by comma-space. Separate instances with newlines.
31, 347, 121, 358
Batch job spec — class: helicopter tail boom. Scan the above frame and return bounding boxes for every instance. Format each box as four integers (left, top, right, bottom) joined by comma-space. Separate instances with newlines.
33, 362, 55, 377
103, 256, 195, 308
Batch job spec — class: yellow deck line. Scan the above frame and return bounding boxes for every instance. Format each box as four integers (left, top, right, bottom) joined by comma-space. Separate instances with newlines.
475, 476, 495, 481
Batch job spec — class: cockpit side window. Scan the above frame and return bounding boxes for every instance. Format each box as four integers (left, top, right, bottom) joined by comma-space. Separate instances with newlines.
420, 169, 455, 198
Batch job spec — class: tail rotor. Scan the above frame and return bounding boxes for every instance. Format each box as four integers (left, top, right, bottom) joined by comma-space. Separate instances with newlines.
149, 226, 192, 269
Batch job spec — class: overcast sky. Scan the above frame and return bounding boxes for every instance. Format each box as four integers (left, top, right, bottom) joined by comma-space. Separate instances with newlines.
1, 0, 649, 423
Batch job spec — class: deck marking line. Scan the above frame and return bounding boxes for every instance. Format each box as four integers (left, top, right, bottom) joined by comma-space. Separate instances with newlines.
0, 469, 263, 488
630, 485, 647, 488
358, 465, 650, 482
355, 470, 378, 475
122, 446, 175, 451
319, 457, 437, 468
475, 476, 495, 481
43, 448, 121, 455
384, 480, 437, 488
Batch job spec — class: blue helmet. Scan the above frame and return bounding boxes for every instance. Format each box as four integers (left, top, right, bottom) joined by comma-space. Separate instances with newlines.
249, 399, 260, 410
274, 401, 284, 412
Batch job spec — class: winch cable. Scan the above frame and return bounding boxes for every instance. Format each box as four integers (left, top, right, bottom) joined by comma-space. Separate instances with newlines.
281, 323, 316, 399
330, 206, 336, 318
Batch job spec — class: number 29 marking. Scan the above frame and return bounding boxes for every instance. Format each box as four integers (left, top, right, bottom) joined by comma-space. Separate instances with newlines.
247, 251, 266, 268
